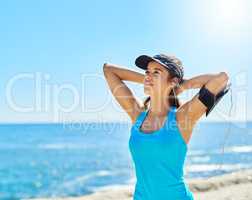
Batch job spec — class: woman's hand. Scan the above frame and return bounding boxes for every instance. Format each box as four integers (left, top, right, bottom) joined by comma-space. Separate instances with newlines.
174, 78, 188, 95
174, 73, 223, 95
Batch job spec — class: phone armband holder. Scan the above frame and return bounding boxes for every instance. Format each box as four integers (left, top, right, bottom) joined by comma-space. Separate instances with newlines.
198, 83, 231, 117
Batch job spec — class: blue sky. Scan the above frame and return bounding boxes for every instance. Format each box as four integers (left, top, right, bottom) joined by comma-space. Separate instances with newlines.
0, 0, 251, 123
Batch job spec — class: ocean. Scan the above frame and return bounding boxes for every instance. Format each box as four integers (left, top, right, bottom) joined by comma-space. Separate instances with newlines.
0, 121, 251, 199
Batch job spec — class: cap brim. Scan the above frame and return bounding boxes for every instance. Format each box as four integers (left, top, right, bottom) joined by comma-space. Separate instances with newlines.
135, 55, 155, 70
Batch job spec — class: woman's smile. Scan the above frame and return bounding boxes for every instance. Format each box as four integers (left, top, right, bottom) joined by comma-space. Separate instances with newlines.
145, 81, 154, 86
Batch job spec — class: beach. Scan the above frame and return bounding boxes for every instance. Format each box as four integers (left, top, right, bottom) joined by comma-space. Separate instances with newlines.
29, 169, 252, 200
2, 123, 251, 199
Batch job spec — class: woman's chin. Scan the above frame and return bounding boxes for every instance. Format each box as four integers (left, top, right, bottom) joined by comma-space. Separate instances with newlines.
144, 87, 152, 95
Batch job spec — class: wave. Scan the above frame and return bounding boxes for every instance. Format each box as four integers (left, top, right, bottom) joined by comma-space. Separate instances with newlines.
57, 170, 123, 189
185, 163, 252, 172
188, 145, 252, 156
190, 156, 211, 162
221, 145, 252, 153
37, 143, 93, 150
0, 143, 94, 150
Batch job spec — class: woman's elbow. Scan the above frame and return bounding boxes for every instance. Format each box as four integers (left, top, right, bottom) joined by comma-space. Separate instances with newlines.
218, 72, 229, 82
103, 63, 114, 77
205, 71, 229, 95
214, 71, 229, 85
103, 63, 109, 73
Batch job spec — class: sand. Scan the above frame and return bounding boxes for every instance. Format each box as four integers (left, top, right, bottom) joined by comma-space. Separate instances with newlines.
28, 169, 252, 200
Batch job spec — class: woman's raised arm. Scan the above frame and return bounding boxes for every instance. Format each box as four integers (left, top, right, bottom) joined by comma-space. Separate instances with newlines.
175, 73, 223, 95
103, 63, 145, 123
175, 72, 229, 144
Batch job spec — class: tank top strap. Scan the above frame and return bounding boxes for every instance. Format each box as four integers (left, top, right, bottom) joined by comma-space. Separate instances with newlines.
167, 106, 188, 149
168, 106, 177, 122
132, 110, 147, 129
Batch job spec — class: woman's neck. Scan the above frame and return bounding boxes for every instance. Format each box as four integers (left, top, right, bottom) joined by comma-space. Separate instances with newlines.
149, 95, 171, 117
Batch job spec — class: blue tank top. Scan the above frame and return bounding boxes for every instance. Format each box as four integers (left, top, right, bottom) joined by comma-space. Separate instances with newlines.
129, 106, 194, 200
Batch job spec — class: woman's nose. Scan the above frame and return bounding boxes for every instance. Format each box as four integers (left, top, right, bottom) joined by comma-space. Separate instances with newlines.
145, 76, 152, 82
146, 73, 153, 80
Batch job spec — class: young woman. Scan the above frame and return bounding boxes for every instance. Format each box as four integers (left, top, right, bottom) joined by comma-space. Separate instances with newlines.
103, 54, 229, 200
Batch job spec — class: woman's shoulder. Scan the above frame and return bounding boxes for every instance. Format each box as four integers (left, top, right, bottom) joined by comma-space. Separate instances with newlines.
174, 105, 193, 145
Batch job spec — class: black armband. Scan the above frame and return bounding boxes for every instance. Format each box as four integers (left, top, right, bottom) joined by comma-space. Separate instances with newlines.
198, 83, 231, 117
198, 85, 215, 116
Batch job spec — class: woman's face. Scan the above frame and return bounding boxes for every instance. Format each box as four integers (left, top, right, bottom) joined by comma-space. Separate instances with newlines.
144, 61, 174, 96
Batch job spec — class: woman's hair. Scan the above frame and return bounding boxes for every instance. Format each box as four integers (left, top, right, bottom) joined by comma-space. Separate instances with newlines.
143, 55, 184, 110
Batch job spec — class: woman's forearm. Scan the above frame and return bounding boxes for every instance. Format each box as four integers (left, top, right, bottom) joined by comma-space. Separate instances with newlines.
175, 73, 220, 95
183, 74, 220, 90
103, 63, 145, 84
